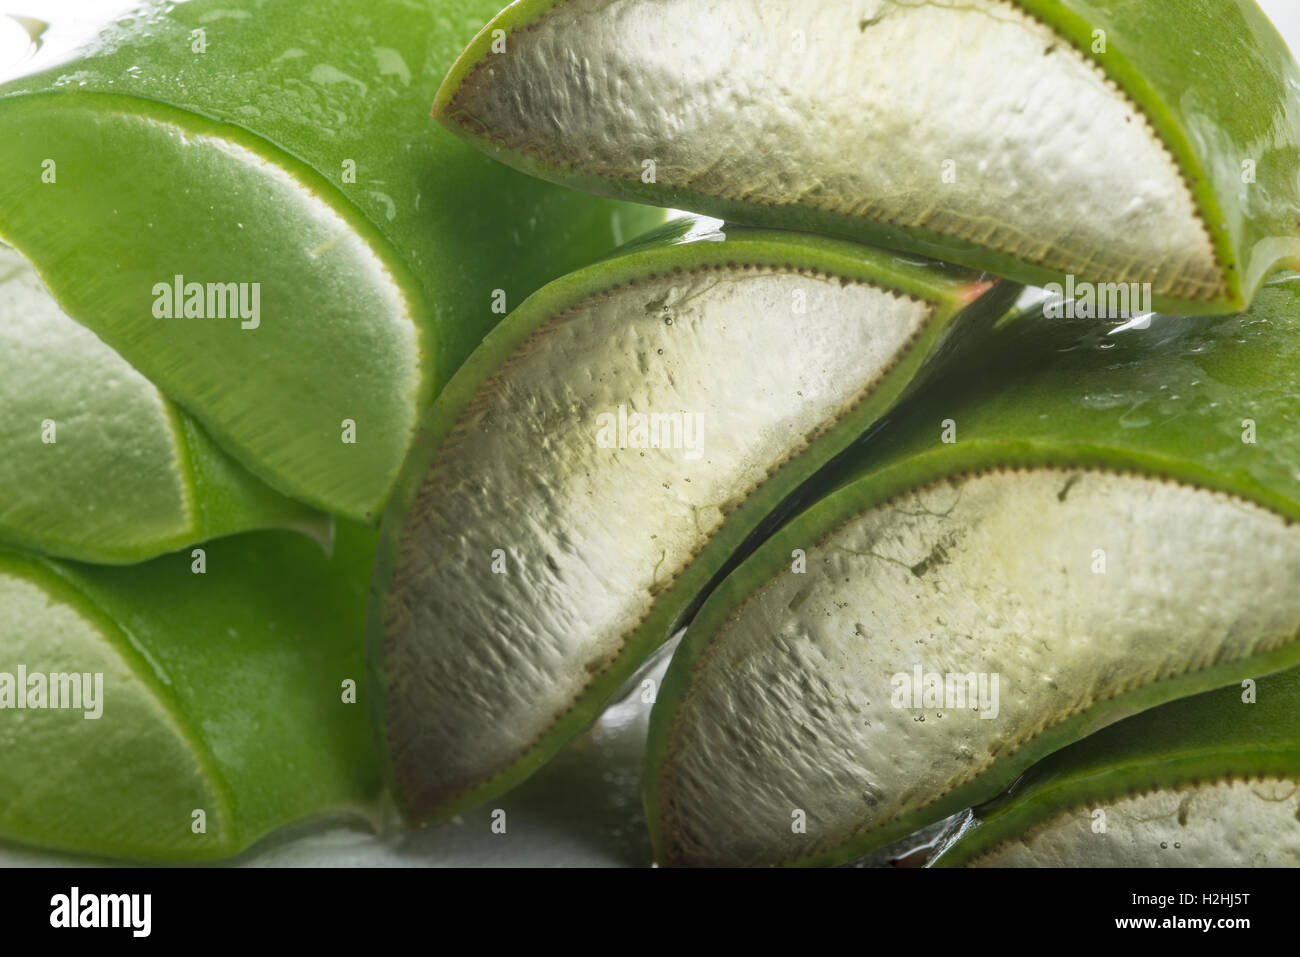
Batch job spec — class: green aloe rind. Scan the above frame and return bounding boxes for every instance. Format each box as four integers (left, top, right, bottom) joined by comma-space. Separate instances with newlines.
0, 523, 381, 862
929, 666, 1300, 867
435, 0, 1300, 313
0, 243, 327, 564
646, 275, 1300, 867
0, 0, 661, 523
368, 219, 1019, 825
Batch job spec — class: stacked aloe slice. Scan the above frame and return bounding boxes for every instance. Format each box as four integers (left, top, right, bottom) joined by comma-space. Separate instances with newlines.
372, 0, 1300, 867
0, 0, 655, 861
927, 667, 1300, 867
6, 0, 1300, 867
646, 278, 1300, 866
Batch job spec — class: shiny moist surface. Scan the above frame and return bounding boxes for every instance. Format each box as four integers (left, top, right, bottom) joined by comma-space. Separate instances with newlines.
971, 779, 1300, 867
659, 471, 1300, 865
450, 0, 1220, 299
383, 267, 931, 811
0, 245, 191, 548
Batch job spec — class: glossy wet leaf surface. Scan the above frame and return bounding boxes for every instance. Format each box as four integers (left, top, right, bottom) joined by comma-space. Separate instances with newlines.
930, 666, 1300, 867
5, 0, 1300, 871
0, 243, 326, 563
0, 524, 381, 861
370, 220, 1017, 825
0, 0, 660, 522
646, 276, 1300, 866
436, 0, 1300, 311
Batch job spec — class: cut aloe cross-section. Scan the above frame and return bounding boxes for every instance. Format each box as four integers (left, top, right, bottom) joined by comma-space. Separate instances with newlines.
929, 666, 1300, 867
436, 0, 1300, 312
369, 218, 1017, 824
0, 0, 660, 523
0, 523, 381, 862
0, 243, 325, 564
646, 275, 1300, 867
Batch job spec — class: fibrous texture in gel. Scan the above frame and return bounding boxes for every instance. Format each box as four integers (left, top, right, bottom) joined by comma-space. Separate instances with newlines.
657, 470, 1300, 865
446, 0, 1220, 299
381, 267, 932, 812
969, 779, 1300, 867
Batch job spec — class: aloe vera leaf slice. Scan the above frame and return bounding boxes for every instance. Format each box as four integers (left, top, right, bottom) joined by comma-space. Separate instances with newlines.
645, 275, 1300, 867
0, 0, 661, 523
0, 243, 327, 564
0, 522, 381, 862
435, 0, 1300, 313
930, 666, 1300, 867
369, 217, 1018, 824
